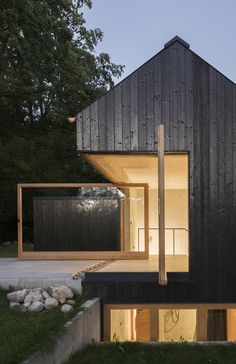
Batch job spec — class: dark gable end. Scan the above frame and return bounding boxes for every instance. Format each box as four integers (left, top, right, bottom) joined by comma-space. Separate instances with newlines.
76, 36, 236, 154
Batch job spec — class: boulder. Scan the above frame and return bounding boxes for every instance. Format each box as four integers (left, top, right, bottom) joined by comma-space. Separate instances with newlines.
24, 289, 44, 304
42, 290, 51, 300
61, 304, 73, 313
28, 301, 44, 312
32, 287, 43, 293
67, 299, 76, 306
7, 289, 28, 303
23, 301, 31, 309
45, 298, 58, 310
9, 301, 21, 311
49, 285, 73, 304
20, 304, 28, 312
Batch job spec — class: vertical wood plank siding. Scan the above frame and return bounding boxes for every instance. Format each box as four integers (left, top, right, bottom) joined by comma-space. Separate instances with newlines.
33, 197, 120, 252
114, 84, 122, 150
130, 72, 138, 150
106, 90, 115, 150
77, 40, 236, 303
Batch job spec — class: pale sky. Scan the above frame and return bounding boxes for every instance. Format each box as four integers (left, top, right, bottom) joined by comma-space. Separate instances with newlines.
83, 0, 236, 84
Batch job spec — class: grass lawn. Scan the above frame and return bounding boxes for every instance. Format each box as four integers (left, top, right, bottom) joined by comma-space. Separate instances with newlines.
67, 341, 236, 364
0, 288, 85, 364
0, 245, 18, 257
0, 243, 33, 258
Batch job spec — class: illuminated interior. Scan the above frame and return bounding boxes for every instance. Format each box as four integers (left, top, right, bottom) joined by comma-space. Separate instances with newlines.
159, 309, 196, 342
86, 153, 189, 258
110, 309, 151, 342
227, 309, 236, 341
107, 306, 236, 342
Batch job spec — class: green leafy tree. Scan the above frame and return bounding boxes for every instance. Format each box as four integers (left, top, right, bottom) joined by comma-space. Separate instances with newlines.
0, 0, 124, 242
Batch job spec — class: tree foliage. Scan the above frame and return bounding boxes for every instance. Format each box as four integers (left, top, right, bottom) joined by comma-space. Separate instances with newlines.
0, 0, 124, 241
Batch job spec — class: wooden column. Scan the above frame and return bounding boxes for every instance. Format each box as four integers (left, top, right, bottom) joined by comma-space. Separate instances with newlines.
197, 307, 207, 341
158, 125, 167, 285
17, 184, 23, 257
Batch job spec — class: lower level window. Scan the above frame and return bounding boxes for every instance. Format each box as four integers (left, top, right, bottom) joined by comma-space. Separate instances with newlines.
105, 305, 236, 342
159, 309, 196, 342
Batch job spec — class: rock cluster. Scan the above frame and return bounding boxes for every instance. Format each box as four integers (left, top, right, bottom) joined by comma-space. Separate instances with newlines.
7, 286, 76, 313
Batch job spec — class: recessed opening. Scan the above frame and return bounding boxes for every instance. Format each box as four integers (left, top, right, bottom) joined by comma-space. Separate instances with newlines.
159, 309, 196, 342
110, 309, 151, 342
105, 305, 236, 342
86, 153, 189, 271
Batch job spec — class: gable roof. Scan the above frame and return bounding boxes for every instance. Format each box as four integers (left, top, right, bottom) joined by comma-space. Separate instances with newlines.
77, 36, 236, 152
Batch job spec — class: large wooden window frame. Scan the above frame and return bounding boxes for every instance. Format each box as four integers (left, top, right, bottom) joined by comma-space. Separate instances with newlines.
158, 124, 167, 285
17, 183, 149, 260
104, 303, 236, 342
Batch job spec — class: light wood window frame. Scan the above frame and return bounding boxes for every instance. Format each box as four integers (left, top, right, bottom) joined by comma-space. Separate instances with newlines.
17, 183, 149, 260
158, 124, 167, 285
104, 303, 236, 342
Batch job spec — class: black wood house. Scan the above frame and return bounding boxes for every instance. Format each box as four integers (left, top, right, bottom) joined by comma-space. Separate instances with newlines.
77, 36, 236, 342
21, 36, 236, 342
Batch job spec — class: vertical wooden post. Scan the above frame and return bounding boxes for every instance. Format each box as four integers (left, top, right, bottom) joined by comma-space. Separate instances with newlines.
150, 307, 158, 341
197, 307, 207, 341
17, 184, 23, 257
144, 184, 149, 257
158, 125, 167, 285
119, 191, 124, 251
103, 305, 111, 341
227, 309, 236, 341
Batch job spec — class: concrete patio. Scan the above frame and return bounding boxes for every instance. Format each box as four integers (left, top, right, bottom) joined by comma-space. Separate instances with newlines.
0, 258, 102, 293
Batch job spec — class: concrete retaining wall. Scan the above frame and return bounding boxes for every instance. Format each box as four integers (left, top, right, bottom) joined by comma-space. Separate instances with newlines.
22, 298, 101, 364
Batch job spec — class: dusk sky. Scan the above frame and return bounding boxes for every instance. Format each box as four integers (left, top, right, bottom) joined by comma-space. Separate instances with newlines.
83, 0, 236, 84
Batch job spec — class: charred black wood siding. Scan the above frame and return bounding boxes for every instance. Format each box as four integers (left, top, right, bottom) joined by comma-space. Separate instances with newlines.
33, 197, 120, 251
77, 41, 202, 152
77, 40, 236, 303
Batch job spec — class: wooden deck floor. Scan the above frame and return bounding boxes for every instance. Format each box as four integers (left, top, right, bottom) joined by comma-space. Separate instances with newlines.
97, 255, 188, 273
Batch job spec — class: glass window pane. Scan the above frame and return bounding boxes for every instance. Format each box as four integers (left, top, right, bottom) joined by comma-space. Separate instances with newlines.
110, 309, 151, 342
207, 309, 227, 341
227, 309, 236, 341
159, 309, 196, 342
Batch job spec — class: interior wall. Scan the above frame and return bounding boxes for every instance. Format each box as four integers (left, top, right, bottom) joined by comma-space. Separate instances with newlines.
227, 309, 236, 341
135, 309, 151, 341
110, 309, 151, 342
108, 306, 236, 343
140, 189, 188, 255
165, 189, 188, 255
110, 310, 131, 341
85, 153, 189, 256
159, 309, 196, 342
129, 188, 144, 252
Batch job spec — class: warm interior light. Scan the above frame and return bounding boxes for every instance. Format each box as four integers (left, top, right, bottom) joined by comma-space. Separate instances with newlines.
159, 309, 196, 342
86, 153, 189, 264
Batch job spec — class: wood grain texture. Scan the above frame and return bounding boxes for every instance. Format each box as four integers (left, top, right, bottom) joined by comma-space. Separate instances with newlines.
77, 39, 236, 303
122, 78, 131, 150
106, 90, 115, 150
130, 72, 139, 150
18, 183, 149, 260
114, 84, 122, 150
33, 197, 121, 252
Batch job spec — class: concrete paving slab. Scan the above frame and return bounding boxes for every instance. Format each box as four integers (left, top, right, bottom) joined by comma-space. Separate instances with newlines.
0, 258, 102, 279
0, 258, 102, 292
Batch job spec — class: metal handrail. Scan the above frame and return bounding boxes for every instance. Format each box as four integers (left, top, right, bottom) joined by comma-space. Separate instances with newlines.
138, 227, 188, 255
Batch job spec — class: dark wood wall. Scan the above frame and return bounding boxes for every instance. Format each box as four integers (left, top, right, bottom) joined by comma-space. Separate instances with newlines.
33, 197, 120, 251
77, 39, 236, 303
